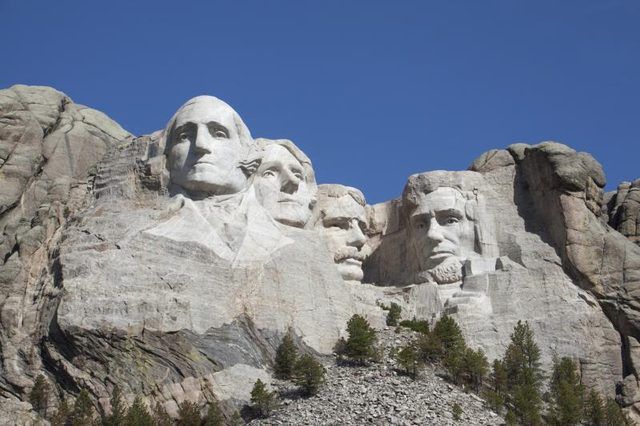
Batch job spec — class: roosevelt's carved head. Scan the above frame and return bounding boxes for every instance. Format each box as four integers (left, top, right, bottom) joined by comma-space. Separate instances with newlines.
164, 96, 253, 197
250, 139, 317, 228
402, 172, 497, 284
312, 185, 368, 283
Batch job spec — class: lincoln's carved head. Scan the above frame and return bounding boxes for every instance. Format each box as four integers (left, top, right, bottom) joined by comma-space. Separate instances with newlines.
402, 172, 497, 284
164, 96, 253, 197
250, 139, 317, 228
312, 185, 368, 283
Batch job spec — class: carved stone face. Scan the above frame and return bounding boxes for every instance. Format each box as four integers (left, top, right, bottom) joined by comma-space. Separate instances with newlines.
408, 187, 476, 284
253, 144, 315, 228
167, 97, 249, 196
317, 193, 368, 282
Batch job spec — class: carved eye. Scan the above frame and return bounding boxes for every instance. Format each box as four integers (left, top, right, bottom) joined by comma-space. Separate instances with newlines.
444, 217, 459, 225
213, 130, 228, 138
178, 132, 189, 141
262, 169, 277, 178
292, 170, 304, 180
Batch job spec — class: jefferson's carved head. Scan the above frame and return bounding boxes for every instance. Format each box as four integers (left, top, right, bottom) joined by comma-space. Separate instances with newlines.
312, 185, 368, 283
402, 172, 497, 284
250, 139, 317, 228
164, 96, 253, 197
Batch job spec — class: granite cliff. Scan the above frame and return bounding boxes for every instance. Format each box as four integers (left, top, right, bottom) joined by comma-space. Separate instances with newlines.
0, 85, 639, 422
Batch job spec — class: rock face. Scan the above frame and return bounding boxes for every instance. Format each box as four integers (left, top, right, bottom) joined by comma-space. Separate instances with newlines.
607, 179, 640, 246
1, 85, 640, 420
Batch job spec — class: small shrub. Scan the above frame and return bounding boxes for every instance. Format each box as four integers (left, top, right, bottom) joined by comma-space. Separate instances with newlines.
386, 303, 402, 326
250, 379, 277, 418
177, 400, 201, 426
604, 397, 630, 425
399, 318, 430, 334
416, 332, 443, 363
462, 347, 489, 392
584, 390, 605, 425
274, 332, 298, 379
452, 402, 463, 421
103, 385, 125, 426
29, 374, 51, 418
293, 354, 326, 396
395, 343, 421, 378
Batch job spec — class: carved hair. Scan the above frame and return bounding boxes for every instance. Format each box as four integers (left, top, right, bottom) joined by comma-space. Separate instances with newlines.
247, 138, 317, 189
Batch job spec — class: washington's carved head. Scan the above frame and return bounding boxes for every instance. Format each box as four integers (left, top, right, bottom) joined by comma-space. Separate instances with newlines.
313, 185, 368, 283
164, 96, 253, 196
250, 139, 317, 228
402, 172, 497, 284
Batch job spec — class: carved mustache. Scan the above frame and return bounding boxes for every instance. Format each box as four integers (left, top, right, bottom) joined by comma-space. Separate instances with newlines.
334, 246, 368, 263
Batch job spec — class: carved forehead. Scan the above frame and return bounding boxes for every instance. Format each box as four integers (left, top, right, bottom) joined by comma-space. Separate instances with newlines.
173, 97, 237, 129
322, 194, 367, 221
259, 144, 303, 168
411, 187, 467, 216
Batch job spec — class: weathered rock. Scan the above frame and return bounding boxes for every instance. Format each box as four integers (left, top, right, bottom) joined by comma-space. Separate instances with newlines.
1, 86, 640, 421
608, 179, 640, 246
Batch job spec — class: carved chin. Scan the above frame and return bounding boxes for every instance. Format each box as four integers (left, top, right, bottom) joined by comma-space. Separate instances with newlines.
418, 257, 464, 285
337, 260, 364, 282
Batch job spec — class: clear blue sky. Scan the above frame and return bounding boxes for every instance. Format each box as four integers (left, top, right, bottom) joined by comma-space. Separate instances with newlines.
2, 1, 638, 203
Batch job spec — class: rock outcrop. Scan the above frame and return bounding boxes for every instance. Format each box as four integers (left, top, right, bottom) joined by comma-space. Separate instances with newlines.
1, 85, 639, 421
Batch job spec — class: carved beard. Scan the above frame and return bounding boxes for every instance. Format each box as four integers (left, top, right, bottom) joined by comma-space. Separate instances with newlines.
416, 256, 464, 285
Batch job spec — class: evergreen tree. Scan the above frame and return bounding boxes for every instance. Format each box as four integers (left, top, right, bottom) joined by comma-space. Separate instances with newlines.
432, 315, 465, 356
103, 385, 125, 426
274, 332, 298, 379
29, 374, 51, 418
50, 397, 71, 426
250, 379, 277, 418
503, 321, 543, 426
202, 401, 224, 426
152, 401, 173, 426
584, 390, 605, 425
230, 411, 244, 425
293, 354, 326, 396
399, 318, 430, 334
71, 389, 95, 426
484, 359, 507, 413
344, 314, 378, 364
462, 347, 489, 392
177, 400, 201, 426
124, 395, 153, 426
386, 303, 402, 326
603, 397, 629, 425
416, 332, 443, 363
395, 343, 421, 378
548, 357, 584, 425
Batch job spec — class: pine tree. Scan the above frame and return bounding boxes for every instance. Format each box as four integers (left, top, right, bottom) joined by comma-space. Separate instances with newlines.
124, 395, 153, 426
202, 400, 224, 426
432, 315, 465, 356
503, 321, 543, 426
395, 343, 421, 378
548, 357, 584, 425
177, 400, 202, 426
71, 389, 95, 426
603, 397, 629, 425
386, 302, 402, 326
29, 374, 51, 418
463, 347, 489, 392
484, 359, 507, 413
293, 354, 326, 396
416, 331, 443, 363
344, 314, 378, 364
50, 397, 71, 426
152, 401, 173, 426
250, 379, 277, 418
583, 390, 604, 425
103, 385, 125, 426
274, 332, 298, 379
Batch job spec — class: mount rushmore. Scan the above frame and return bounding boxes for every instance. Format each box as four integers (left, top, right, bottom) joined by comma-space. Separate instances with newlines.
1, 85, 640, 420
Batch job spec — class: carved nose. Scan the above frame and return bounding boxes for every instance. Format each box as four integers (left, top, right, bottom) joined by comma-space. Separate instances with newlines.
347, 220, 366, 248
280, 170, 300, 194
194, 126, 213, 155
426, 218, 445, 243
